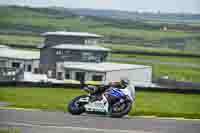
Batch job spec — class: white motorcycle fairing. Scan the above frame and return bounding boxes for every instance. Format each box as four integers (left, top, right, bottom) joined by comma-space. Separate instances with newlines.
84, 95, 109, 113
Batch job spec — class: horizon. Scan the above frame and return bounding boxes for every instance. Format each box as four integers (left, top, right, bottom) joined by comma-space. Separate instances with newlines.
1, 4, 200, 15
0, 0, 199, 14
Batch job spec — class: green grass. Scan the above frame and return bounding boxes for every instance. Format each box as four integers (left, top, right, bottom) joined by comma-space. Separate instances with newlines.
0, 35, 43, 46
153, 64, 200, 82
1, 15, 197, 41
2, 34, 200, 56
90, 27, 197, 40
0, 6, 200, 54
100, 43, 200, 56
0, 6, 199, 41
0, 6, 200, 56
0, 129, 20, 133
0, 87, 200, 119
112, 54, 200, 65
131, 91, 200, 119
113, 60, 200, 83
0, 87, 86, 111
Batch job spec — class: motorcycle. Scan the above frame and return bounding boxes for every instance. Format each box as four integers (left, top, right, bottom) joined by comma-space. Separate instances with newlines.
68, 80, 135, 117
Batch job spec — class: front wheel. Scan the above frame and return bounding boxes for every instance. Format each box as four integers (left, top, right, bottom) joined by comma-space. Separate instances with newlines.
68, 95, 88, 115
110, 100, 132, 118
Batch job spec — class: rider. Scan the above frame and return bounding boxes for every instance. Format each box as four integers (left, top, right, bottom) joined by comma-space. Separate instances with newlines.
81, 78, 132, 104
83, 78, 130, 95
108, 79, 129, 89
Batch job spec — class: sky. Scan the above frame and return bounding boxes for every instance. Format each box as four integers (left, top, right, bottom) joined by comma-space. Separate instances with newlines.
0, 0, 200, 14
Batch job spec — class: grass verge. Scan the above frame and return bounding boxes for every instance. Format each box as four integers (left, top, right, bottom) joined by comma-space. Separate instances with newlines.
0, 87, 200, 119
100, 43, 200, 56
0, 34, 43, 46
112, 54, 200, 65
0, 129, 20, 133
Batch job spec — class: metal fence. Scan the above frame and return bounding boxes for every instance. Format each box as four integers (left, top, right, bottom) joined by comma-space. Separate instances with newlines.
156, 78, 200, 90
1, 81, 200, 94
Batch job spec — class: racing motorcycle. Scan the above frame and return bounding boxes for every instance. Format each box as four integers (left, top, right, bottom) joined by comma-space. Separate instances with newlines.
68, 80, 135, 117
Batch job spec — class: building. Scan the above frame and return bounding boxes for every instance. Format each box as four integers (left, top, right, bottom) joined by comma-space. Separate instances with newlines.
39, 31, 152, 85
0, 31, 152, 85
57, 62, 152, 84
0, 45, 40, 81
39, 31, 109, 78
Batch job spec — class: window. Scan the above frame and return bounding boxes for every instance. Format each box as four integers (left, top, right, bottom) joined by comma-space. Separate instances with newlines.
12, 62, 20, 68
82, 52, 99, 62
75, 72, 85, 81
48, 70, 53, 78
23, 64, 26, 71
65, 70, 71, 79
92, 75, 103, 81
0, 60, 6, 67
84, 39, 98, 45
82, 52, 91, 61
57, 72, 63, 80
34, 68, 39, 74
64, 50, 71, 54
57, 50, 71, 56
56, 50, 62, 55
27, 65, 32, 72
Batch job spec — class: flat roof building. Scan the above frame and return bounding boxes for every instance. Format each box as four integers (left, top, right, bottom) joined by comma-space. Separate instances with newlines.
56, 62, 152, 85
0, 46, 39, 60
0, 46, 40, 81
0, 31, 152, 85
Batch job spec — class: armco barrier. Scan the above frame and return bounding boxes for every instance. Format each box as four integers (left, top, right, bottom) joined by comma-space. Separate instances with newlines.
0, 81, 81, 88
156, 78, 200, 90
0, 81, 200, 94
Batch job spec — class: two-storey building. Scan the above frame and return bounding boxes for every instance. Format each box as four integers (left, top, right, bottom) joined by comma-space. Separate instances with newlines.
39, 31, 152, 85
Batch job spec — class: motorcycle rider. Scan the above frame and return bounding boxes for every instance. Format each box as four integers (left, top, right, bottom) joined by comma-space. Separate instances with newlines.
82, 78, 129, 93
69, 78, 134, 117
82, 78, 131, 102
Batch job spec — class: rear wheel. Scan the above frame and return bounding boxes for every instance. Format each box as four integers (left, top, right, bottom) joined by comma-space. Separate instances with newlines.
68, 95, 88, 115
110, 100, 132, 118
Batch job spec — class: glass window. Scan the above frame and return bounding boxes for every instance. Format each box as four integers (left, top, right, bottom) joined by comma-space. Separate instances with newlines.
57, 72, 63, 80
12, 62, 20, 68
34, 68, 39, 74
92, 75, 103, 81
64, 50, 71, 54
56, 50, 63, 55
27, 65, 32, 72
0, 60, 6, 67
65, 70, 71, 79
82, 52, 92, 61
82, 52, 100, 62
84, 39, 98, 45
75, 72, 85, 81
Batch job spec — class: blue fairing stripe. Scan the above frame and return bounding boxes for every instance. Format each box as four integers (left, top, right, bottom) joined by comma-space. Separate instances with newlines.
108, 88, 125, 97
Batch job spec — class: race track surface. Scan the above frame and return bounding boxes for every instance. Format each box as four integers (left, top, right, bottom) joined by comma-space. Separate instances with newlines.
0, 109, 200, 133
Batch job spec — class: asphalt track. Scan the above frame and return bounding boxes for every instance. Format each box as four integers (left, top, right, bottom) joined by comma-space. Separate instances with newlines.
0, 109, 200, 133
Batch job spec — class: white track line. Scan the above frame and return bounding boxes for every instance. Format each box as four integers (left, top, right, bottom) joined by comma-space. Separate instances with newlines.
0, 122, 153, 133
